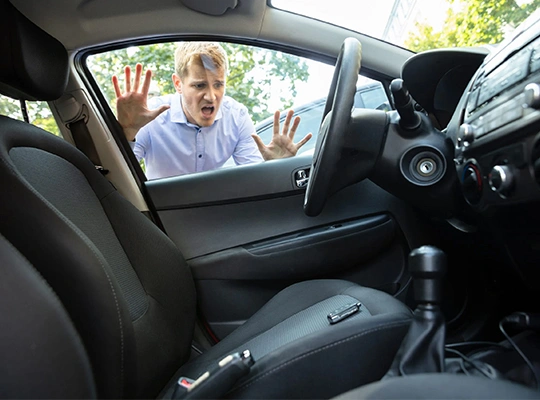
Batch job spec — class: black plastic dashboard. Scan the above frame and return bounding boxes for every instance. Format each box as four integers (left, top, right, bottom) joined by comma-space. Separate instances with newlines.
390, 13, 540, 287
451, 14, 540, 212
403, 48, 488, 130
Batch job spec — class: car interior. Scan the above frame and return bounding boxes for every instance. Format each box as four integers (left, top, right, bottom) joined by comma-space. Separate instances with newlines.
1, 0, 540, 399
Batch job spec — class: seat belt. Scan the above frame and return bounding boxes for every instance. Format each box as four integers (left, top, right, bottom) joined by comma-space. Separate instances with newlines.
56, 94, 108, 175
67, 109, 107, 172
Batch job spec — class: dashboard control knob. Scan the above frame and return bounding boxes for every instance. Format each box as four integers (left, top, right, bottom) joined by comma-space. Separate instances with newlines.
462, 163, 482, 204
458, 123, 475, 147
524, 83, 540, 109
488, 165, 514, 197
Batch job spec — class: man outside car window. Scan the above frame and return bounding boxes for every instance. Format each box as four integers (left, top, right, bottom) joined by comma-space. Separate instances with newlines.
112, 42, 312, 179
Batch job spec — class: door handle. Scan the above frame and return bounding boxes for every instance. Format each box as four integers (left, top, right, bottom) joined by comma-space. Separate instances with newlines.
295, 169, 310, 188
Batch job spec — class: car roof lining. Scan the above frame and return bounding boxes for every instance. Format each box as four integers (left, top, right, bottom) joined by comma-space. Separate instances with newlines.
9, 0, 411, 79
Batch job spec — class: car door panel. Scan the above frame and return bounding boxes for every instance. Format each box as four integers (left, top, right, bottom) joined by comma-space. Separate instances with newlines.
190, 214, 395, 280
189, 213, 407, 338
145, 154, 419, 339
195, 236, 407, 339
145, 156, 310, 218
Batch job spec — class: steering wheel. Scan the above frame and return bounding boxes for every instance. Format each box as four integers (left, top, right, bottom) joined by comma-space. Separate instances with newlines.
304, 37, 362, 216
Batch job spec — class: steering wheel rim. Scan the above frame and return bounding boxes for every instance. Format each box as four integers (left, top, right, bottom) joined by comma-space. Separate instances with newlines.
304, 37, 362, 216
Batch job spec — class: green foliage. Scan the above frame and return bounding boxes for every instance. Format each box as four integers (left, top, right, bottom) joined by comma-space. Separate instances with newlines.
1, 41, 309, 139
221, 43, 310, 121
0, 97, 22, 118
87, 42, 309, 123
0, 96, 61, 136
405, 0, 540, 51
88, 43, 177, 111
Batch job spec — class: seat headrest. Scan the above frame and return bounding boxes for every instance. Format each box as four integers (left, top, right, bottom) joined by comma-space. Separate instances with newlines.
0, 0, 68, 101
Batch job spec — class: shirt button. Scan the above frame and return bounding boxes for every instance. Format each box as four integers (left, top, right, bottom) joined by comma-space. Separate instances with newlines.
198, 154, 202, 158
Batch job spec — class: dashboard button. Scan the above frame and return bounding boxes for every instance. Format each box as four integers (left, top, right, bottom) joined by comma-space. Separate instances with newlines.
524, 83, 540, 109
488, 165, 514, 197
458, 124, 475, 147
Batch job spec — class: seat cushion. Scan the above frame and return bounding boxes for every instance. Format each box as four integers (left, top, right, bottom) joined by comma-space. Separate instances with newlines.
161, 279, 412, 399
333, 373, 540, 399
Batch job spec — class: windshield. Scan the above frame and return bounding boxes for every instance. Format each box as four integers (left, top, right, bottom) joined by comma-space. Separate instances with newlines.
270, 0, 540, 51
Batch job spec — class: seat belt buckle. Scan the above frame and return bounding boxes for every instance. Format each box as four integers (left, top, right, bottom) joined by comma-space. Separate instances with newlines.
172, 350, 255, 399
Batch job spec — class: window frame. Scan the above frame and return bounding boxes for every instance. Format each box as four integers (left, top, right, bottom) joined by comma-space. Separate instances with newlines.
76, 36, 394, 181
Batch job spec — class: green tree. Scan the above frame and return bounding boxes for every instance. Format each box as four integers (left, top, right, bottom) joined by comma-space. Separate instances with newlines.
0, 97, 22, 118
405, 0, 540, 52
87, 42, 309, 123
0, 96, 61, 136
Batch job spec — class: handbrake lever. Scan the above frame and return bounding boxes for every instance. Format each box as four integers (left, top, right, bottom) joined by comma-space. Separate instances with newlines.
172, 350, 255, 399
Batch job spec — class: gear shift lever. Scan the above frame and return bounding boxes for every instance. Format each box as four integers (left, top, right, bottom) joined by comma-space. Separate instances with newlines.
409, 245, 446, 305
385, 245, 447, 378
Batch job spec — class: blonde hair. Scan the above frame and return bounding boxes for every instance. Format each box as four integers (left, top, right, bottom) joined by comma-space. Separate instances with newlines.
174, 42, 228, 78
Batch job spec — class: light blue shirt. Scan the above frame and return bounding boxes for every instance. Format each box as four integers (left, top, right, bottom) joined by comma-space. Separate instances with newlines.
131, 94, 263, 179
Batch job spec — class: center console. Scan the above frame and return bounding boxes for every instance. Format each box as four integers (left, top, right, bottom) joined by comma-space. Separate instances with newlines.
454, 15, 540, 210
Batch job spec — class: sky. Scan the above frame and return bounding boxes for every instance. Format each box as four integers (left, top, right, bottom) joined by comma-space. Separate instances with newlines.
271, 0, 449, 45
272, 0, 451, 107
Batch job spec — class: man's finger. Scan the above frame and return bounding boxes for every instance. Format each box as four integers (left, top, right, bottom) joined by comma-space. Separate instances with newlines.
251, 134, 267, 153
295, 133, 313, 149
125, 65, 132, 93
112, 75, 122, 98
272, 110, 280, 137
288, 116, 301, 139
133, 63, 142, 92
282, 109, 293, 135
149, 105, 171, 120
141, 68, 153, 96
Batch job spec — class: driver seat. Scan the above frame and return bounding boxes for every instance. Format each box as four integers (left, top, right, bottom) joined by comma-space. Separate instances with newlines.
0, 1, 412, 398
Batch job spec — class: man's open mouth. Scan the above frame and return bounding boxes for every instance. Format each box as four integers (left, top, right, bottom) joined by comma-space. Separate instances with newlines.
202, 106, 215, 116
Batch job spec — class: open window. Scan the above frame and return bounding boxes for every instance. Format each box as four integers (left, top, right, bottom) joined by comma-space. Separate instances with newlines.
85, 41, 389, 179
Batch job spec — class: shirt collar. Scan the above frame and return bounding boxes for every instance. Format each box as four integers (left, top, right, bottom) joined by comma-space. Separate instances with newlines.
170, 93, 224, 126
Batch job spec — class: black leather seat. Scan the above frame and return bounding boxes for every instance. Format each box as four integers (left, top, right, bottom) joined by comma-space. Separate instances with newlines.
0, 234, 97, 399
0, 1, 412, 398
333, 373, 540, 399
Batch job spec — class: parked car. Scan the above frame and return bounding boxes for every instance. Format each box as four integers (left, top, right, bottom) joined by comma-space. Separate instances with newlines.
1, 0, 540, 399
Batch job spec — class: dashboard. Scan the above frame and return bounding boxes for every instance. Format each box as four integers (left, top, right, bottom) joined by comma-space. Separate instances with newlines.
387, 13, 540, 288
451, 14, 540, 212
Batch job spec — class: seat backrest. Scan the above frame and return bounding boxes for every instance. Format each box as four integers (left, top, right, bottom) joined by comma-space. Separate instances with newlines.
0, 233, 97, 399
0, 1, 197, 398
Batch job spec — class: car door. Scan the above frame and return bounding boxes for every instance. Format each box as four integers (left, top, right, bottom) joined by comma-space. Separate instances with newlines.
139, 54, 436, 340
86, 41, 433, 341
146, 152, 437, 339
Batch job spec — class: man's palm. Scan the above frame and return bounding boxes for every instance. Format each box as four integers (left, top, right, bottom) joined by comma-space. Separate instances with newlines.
112, 64, 169, 141
252, 110, 312, 161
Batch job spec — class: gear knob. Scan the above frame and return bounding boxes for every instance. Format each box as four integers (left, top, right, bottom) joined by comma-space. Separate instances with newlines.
409, 245, 447, 305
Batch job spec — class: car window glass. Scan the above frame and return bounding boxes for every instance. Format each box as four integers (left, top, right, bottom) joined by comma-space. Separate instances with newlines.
256, 78, 390, 158
86, 42, 387, 178
0, 95, 62, 137
356, 83, 391, 111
